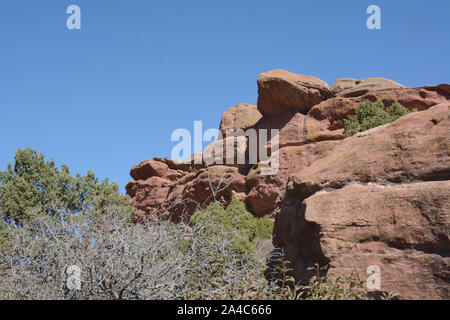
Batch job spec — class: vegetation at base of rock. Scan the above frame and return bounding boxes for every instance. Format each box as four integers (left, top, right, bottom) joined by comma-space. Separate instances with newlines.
191, 199, 274, 255
344, 100, 417, 136
0, 203, 389, 300
285, 263, 368, 300
0, 205, 269, 299
270, 261, 398, 300
0, 148, 400, 300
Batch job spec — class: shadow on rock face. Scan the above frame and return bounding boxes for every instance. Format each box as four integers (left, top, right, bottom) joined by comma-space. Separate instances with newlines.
266, 201, 330, 286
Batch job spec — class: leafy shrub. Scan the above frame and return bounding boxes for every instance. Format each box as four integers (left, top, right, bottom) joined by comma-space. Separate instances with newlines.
190, 199, 274, 255
344, 101, 416, 136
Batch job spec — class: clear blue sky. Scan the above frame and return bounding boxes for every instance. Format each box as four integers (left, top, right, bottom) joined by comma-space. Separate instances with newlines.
0, 0, 449, 192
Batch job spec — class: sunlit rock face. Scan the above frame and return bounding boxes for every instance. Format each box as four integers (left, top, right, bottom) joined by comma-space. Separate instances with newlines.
126, 69, 450, 299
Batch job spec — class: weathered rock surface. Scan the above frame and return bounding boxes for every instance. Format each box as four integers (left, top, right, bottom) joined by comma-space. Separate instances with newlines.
257, 70, 332, 117
126, 69, 450, 299
130, 160, 182, 181
338, 77, 405, 97
127, 164, 247, 222
274, 181, 449, 299
438, 84, 450, 95
330, 78, 360, 94
285, 103, 450, 203
219, 103, 262, 135
308, 86, 449, 130
202, 136, 248, 167
245, 141, 341, 217
275, 103, 450, 299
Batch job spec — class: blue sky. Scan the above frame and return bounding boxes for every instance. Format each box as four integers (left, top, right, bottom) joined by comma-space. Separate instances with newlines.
0, 0, 449, 192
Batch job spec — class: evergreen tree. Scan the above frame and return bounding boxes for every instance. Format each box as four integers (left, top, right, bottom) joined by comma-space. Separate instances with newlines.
344, 101, 416, 136
0, 148, 131, 224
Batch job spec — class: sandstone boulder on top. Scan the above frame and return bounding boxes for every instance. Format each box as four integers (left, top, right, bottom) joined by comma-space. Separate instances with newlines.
219, 103, 262, 136
257, 69, 332, 117
330, 78, 361, 94
337, 77, 405, 97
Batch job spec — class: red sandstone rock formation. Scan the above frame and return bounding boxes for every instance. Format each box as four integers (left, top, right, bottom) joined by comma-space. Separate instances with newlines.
126, 69, 449, 299
275, 104, 450, 299
257, 69, 332, 117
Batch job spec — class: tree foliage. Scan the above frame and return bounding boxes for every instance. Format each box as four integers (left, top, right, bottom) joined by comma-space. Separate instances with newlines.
0, 148, 130, 224
344, 101, 416, 136
0, 148, 131, 252
191, 199, 274, 255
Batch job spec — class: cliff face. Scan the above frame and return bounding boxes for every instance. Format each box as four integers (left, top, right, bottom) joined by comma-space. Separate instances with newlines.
126, 69, 450, 299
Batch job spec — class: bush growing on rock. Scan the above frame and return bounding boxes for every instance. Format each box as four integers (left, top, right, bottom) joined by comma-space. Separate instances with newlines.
344, 100, 416, 136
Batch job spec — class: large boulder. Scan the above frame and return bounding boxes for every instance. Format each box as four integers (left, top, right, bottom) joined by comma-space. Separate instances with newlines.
130, 159, 182, 181
330, 78, 360, 95
219, 103, 262, 136
257, 70, 332, 117
274, 181, 450, 300
253, 110, 306, 148
337, 77, 405, 97
183, 166, 247, 206
202, 136, 248, 167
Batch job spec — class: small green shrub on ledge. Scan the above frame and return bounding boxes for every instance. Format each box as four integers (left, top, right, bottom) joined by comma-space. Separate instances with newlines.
344, 100, 417, 136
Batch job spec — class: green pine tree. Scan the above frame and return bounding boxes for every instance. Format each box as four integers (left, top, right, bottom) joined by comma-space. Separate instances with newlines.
0, 148, 131, 224
344, 100, 416, 136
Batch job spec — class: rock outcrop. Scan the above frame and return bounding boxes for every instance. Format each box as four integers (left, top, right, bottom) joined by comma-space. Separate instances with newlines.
219, 103, 262, 135
275, 181, 449, 300
337, 77, 405, 97
257, 69, 332, 117
275, 104, 450, 299
126, 69, 450, 299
